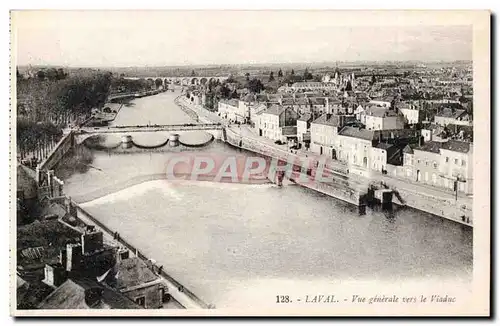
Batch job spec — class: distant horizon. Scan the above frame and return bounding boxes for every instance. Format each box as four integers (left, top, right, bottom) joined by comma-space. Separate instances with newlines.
17, 59, 472, 70
13, 11, 472, 67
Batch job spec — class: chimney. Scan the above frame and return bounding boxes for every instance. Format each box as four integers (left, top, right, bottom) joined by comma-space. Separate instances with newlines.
116, 248, 130, 261
84, 287, 104, 308
65, 243, 82, 272
82, 230, 104, 255
43, 263, 67, 288
338, 115, 345, 128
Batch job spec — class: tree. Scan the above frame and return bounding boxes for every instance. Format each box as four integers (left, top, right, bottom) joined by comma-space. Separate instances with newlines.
303, 68, 313, 80
278, 69, 283, 78
269, 71, 275, 82
370, 74, 377, 85
345, 81, 353, 92
245, 73, 250, 81
247, 78, 264, 94
190, 70, 196, 77
290, 69, 295, 76
37, 70, 46, 80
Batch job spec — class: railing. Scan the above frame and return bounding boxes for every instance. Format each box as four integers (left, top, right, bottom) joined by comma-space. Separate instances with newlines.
79, 123, 223, 134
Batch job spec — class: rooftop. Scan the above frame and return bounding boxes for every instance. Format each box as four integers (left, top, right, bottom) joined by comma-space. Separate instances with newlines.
312, 114, 343, 127
440, 140, 472, 153
435, 107, 467, 119
106, 257, 159, 290
38, 278, 141, 309
338, 126, 376, 141
414, 141, 442, 154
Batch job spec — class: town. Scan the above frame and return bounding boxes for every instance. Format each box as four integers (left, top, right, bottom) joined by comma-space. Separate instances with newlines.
15, 60, 473, 310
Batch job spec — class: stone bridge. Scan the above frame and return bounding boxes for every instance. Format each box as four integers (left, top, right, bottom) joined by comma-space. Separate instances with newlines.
74, 123, 225, 144
124, 76, 230, 87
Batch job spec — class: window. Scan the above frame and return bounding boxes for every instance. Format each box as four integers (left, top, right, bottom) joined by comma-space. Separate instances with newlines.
445, 157, 449, 163
462, 159, 466, 166
417, 159, 420, 164
425, 161, 428, 166
135, 296, 146, 307
454, 158, 458, 165
433, 162, 437, 169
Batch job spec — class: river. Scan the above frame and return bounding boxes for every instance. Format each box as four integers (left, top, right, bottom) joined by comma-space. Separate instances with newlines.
59, 90, 473, 309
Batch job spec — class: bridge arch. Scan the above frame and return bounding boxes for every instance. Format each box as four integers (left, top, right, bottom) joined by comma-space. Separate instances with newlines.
200, 77, 208, 85
191, 78, 199, 85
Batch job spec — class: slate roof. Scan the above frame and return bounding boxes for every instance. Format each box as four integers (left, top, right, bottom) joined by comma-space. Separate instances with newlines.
107, 257, 159, 290
38, 278, 141, 309
298, 113, 313, 122
414, 141, 442, 154
440, 140, 472, 153
263, 104, 286, 116
375, 142, 394, 150
363, 106, 399, 118
436, 107, 467, 119
338, 126, 376, 141
312, 114, 342, 127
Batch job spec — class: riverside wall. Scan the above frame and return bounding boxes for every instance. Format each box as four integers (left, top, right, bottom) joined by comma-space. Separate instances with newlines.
224, 127, 365, 206
36, 131, 74, 183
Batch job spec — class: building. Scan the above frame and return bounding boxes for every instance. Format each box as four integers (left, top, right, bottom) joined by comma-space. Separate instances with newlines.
217, 99, 246, 123
337, 127, 421, 177
310, 114, 350, 159
369, 97, 393, 108
370, 143, 403, 173
289, 82, 337, 92
398, 102, 421, 125
297, 113, 313, 149
434, 107, 472, 126
439, 140, 473, 194
402, 140, 473, 195
410, 141, 442, 186
104, 256, 166, 309
38, 277, 142, 309
359, 105, 405, 131
256, 105, 299, 142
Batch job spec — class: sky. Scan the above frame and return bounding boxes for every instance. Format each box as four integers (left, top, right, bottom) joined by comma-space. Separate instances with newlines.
12, 11, 473, 67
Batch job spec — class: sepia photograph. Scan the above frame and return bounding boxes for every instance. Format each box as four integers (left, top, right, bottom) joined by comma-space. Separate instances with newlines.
9, 10, 490, 316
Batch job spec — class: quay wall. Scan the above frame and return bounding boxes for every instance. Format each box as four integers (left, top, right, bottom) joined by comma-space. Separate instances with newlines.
224, 128, 364, 206
36, 131, 74, 181
71, 199, 210, 309
389, 185, 472, 226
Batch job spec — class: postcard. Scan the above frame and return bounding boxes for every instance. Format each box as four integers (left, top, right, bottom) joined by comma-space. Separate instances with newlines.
10, 10, 490, 316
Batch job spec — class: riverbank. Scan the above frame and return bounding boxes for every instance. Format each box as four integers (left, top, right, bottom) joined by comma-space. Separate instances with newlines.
175, 96, 472, 226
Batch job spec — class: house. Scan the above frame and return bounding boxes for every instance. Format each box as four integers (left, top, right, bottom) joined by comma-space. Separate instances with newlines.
310, 114, 351, 159
434, 107, 472, 126
217, 99, 246, 123
408, 141, 442, 186
359, 105, 405, 131
369, 97, 393, 108
370, 143, 404, 173
256, 105, 298, 142
336, 127, 375, 176
297, 113, 314, 149
398, 102, 421, 125
38, 277, 142, 309
104, 256, 166, 309
439, 140, 473, 194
